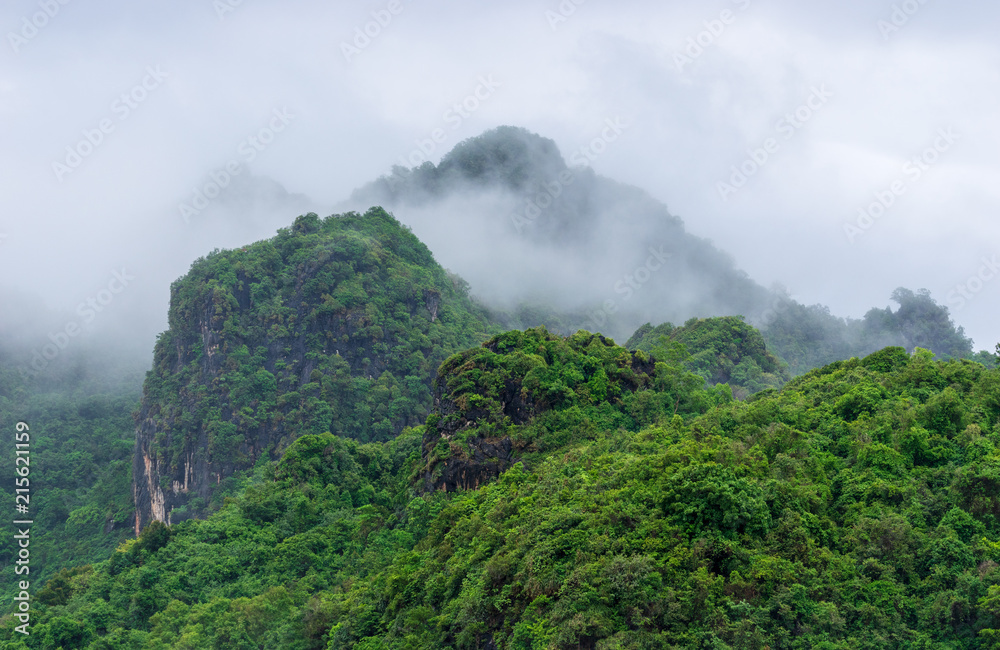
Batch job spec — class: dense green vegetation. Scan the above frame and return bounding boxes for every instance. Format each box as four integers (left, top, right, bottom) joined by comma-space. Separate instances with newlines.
5, 128, 1000, 649
0, 351, 141, 612
147, 207, 493, 447
133, 207, 497, 527
626, 316, 790, 398
418, 326, 731, 493
7, 327, 1000, 648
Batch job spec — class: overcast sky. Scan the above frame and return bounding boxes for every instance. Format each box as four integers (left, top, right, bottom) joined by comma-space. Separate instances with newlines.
2, 0, 998, 353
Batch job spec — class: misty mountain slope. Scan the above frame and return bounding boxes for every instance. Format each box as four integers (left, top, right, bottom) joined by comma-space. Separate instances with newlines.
761, 287, 984, 376
344, 126, 995, 373
343, 126, 774, 342
132, 208, 497, 533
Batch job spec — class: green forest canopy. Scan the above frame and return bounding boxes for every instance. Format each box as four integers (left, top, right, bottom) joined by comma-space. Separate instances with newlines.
5, 332, 1000, 648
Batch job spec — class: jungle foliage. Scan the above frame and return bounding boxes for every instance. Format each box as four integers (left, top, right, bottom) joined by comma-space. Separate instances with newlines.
7, 335, 1000, 648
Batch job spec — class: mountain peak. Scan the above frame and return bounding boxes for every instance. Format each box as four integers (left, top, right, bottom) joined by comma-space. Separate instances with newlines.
436, 125, 568, 191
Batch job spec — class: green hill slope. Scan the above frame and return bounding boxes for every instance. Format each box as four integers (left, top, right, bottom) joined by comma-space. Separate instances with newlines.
626, 316, 790, 397
7, 334, 1000, 648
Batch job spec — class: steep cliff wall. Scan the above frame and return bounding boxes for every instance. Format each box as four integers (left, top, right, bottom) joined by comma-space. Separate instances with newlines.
133, 208, 495, 533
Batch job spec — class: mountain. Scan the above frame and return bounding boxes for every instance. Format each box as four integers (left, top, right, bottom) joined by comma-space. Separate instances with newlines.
344, 126, 775, 343
762, 287, 979, 375
344, 126, 988, 368
417, 326, 725, 494
2, 126, 998, 646
132, 208, 496, 533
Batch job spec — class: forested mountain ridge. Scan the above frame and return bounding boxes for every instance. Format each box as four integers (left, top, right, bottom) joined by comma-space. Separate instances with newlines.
417, 326, 728, 494
132, 208, 496, 533
5, 329, 1000, 647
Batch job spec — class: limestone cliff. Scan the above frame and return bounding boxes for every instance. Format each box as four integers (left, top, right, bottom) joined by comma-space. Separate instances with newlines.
132, 209, 494, 533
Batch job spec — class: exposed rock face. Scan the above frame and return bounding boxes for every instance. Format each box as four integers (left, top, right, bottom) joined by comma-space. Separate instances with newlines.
420, 340, 542, 493
131, 288, 275, 533
424, 436, 515, 493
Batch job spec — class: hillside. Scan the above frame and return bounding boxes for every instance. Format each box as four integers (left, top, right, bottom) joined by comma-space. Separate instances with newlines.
626, 316, 790, 397
132, 208, 496, 533
6, 330, 1000, 647
417, 326, 729, 494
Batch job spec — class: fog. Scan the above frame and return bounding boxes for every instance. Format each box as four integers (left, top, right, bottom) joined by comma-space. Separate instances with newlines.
2, 0, 999, 374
